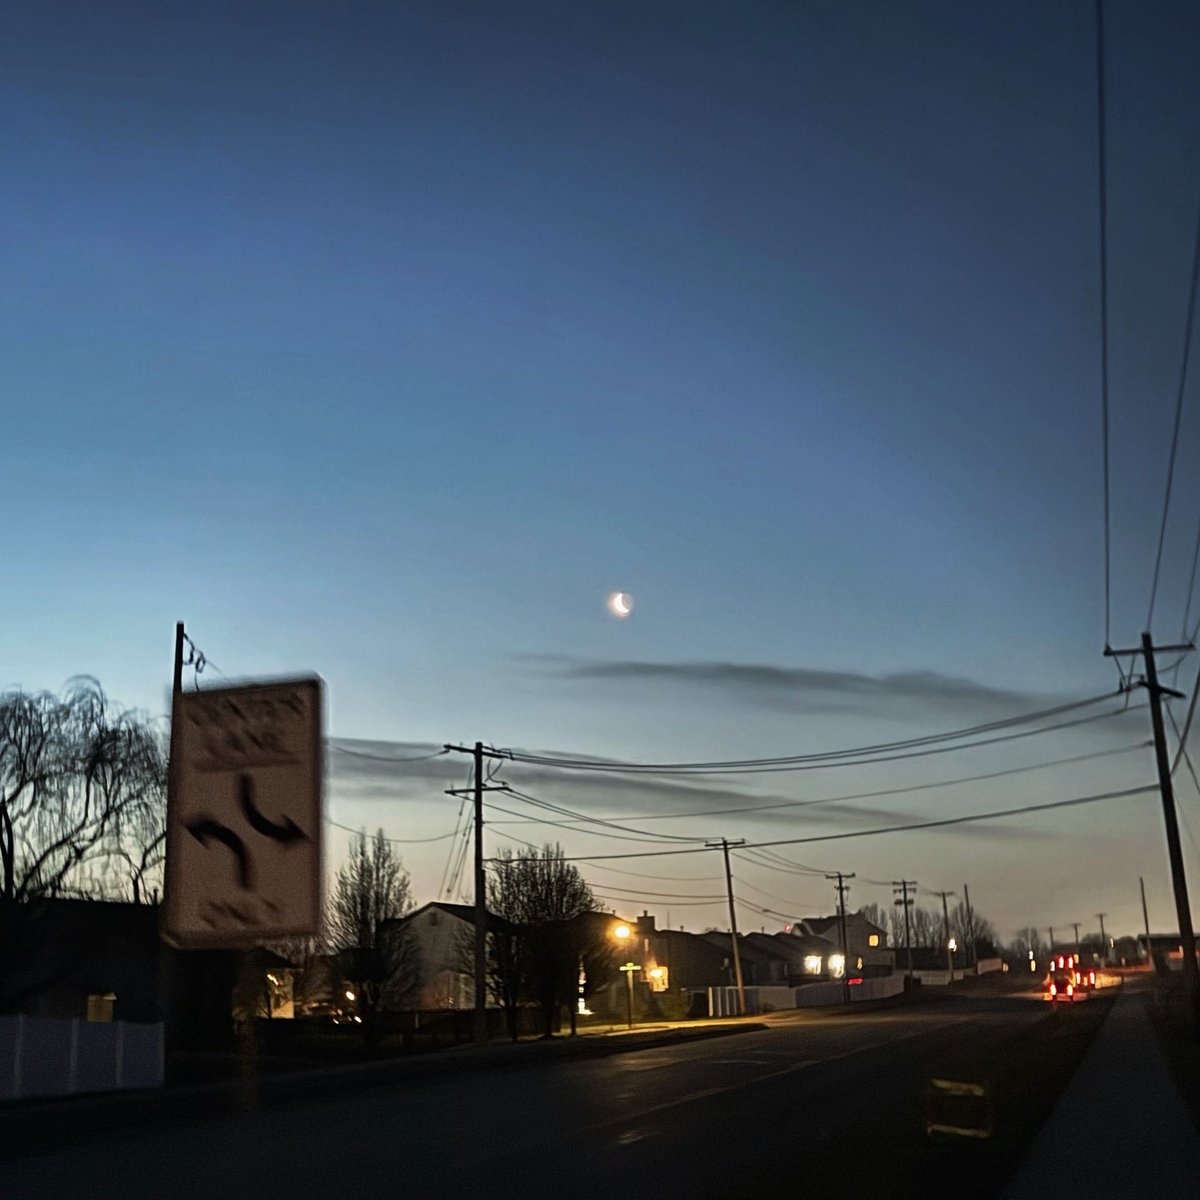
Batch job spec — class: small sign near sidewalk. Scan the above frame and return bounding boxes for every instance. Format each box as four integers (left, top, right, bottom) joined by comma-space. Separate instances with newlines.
162, 678, 323, 949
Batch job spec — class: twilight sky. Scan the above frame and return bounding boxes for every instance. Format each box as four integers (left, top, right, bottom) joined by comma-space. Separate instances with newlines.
5, 1, 1200, 943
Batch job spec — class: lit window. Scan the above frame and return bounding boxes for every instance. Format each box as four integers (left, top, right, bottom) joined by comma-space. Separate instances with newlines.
87, 993, 116, 1022
803, 955, 823, 975
828, 954, 845, 978
868, 934, 880, 947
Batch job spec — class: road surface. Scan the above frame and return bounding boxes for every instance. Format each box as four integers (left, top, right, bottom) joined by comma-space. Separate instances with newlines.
2, 992, 1052, 1199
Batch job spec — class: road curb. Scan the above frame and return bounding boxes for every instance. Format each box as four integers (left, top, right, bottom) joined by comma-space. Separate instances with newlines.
0, 1020, 765, 1161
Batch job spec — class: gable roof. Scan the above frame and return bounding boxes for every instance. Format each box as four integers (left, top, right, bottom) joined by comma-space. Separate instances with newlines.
389, 900, 514, 934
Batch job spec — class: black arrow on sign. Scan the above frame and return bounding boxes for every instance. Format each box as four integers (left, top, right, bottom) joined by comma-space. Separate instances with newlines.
239, 773, 308, 844
186, 818, 253, 891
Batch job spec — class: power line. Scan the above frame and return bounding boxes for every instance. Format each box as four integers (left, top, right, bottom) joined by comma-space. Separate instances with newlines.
585, 883, 727, 900
505, 698, 1128, 780
503, 692, 1117, 775
329, 744, 450, 764
1095, 0, 1113, 648
592, 893, 720, 909
570, 860, 725, 883
735, 848, 829, 876
499, 785, 710, 843
497, 784, 1156, 863
1147, 133, 1200, 629
1182, 517, 1200, 641
485, 797, 699, 846
487, 740, 1148, 827
324, 817, 460, 844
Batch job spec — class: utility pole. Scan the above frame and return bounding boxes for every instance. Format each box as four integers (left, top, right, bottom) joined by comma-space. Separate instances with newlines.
963, 884, 977, 972
708, 839, 746, 1015
1049, 926, 1056, 954
472, 742, 486, 1042
827, 872, 855, 1004
443, 742, 509, 1043
1072, 921, 1081, 948
1096, 913, 1108, 965
1106, 634, 1198, 1026
173, 622, 185, 699
930, 890, 955, 975
893, 880, 917, 981
1141, 876, 1153, 967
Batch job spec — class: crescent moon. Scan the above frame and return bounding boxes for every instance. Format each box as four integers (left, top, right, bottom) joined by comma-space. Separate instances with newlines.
609, 592, 633, 617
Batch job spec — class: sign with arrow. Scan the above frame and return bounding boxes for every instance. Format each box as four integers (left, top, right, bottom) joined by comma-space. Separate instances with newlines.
162, 677, 323, 949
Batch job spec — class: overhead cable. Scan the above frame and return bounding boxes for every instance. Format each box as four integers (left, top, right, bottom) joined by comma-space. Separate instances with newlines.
494, 784, 1156, 863
505, 693, 1123, 777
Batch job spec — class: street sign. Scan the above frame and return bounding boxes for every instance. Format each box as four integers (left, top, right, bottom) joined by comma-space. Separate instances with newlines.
161, 677, 323, 949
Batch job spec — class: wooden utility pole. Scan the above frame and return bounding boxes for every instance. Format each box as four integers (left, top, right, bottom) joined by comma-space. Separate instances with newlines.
1106, 634, 1198, 1025
1049, 926, 1056, 954
963, 884, 977, 972
930, 890, 955, 974
1072, 921, 1081, 948
893, 880, 917, 981
827, 872, 855, 1004
1140, 875, 1153, 966
443, 742, 509, 1043
709, 838, 746, 1015
472, 742, 487, 1043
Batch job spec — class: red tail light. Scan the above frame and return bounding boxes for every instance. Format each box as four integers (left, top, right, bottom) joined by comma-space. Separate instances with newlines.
848, 977, 863, 986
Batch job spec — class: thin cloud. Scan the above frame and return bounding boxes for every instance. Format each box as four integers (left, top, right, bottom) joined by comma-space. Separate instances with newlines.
521, 657, 1045, 712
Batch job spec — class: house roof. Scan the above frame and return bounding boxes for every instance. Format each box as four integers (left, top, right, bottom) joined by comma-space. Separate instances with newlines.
773, 930, 838, 956
391, 900, 515, 934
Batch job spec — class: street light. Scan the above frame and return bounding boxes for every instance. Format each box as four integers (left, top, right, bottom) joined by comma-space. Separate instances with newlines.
619, 962, 640, 1029
610, 923, 639, 1028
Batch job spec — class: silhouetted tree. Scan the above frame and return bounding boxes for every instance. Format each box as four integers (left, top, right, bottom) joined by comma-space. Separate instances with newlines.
0, 680, 165, 902
327, 829, 416, 1038
487, 843, 596, 1038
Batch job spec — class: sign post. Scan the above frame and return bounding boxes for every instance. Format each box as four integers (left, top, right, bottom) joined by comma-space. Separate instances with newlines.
162, 677, 324, 949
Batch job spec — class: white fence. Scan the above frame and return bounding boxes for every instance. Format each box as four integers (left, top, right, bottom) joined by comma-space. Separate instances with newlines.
709, 973, 905, 1015
793, 974, 905, 1007
708, 985, 797, 1016
0, 1016, 164, 1100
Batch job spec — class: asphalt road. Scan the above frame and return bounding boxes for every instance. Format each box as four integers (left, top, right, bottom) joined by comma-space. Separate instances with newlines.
1, 993, 1050, 1200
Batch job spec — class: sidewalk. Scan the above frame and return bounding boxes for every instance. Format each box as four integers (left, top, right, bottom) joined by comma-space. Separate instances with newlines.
1003, 989, 1200, 1198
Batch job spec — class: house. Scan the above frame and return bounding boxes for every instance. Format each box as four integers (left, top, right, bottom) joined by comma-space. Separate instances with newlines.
772, 929, 842, 981
0, 898, 265, 1049
384, 901, 513, 1010
796, 910, 894, 975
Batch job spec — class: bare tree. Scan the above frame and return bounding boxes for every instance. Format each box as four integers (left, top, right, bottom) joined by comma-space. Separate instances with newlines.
0, 681, 165, 902
487, 843, 596, 1038
327, 829, 416, 1034
860, 902, 888, 942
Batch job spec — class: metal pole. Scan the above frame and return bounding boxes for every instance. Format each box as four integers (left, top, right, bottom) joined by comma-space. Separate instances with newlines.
625, 966, 633, 1029
1096, 913, 1108, 965
472, 741, 488, 1044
